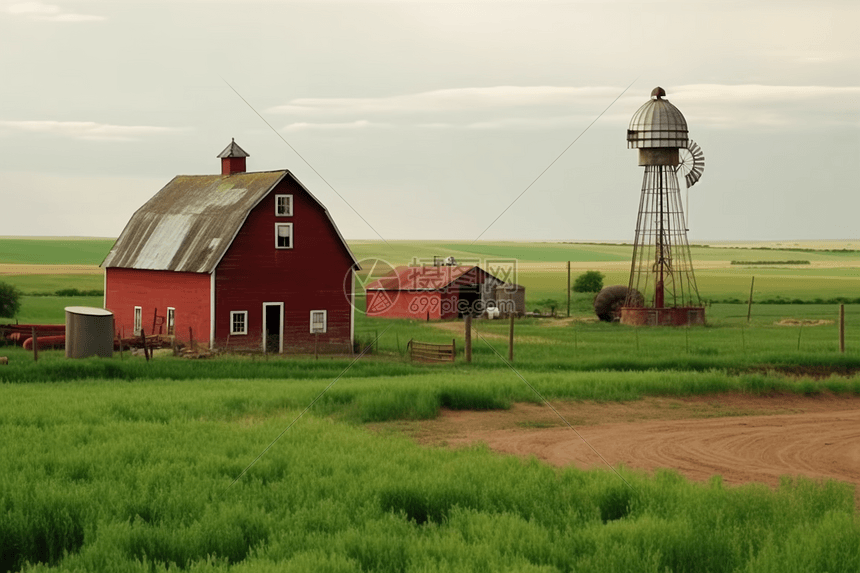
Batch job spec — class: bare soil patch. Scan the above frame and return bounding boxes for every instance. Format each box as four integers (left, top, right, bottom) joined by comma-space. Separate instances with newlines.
370, 393, 860, 489
0, 264, 102, 275
428, 321, 559, 344
775, 319, 834, 327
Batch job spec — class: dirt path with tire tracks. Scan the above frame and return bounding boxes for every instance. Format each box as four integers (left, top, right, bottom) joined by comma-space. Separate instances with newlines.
373, 394, 860, 490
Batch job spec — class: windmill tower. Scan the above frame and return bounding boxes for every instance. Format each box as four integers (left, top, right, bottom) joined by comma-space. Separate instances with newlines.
620, 87, 706, 326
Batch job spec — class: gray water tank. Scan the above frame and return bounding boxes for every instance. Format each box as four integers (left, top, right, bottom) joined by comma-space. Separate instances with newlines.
65, 306, 114, 359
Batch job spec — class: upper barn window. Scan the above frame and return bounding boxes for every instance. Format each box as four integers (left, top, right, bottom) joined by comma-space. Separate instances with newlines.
275, 194, 293, 217
275, 223, 293, 249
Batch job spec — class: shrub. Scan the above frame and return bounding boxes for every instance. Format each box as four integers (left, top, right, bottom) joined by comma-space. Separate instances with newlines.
532, 298, 562, 315
0, 281, 21, 318
573, 271, 604, 293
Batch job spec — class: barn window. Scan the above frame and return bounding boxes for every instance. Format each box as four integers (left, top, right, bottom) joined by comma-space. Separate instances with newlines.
275, 194, 293, 216
310, 310, 327, 334
166, 307, 175, 336
133, 306, 142, 335
275, 223, 293, 249
230, 311, 248, 335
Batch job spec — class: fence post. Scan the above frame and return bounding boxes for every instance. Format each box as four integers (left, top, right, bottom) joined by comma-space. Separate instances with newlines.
567, 261, 571, 317
464, 314, 472, 363
747, 276, 755, 323
839, 304, 845, 353
508, 314, 514, 362
32, 327, 38, 362
140, 328, 149, 361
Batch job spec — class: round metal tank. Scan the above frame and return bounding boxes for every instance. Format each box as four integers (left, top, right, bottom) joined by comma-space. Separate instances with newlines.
627, 87, 689, 166
65, 306, 114, 359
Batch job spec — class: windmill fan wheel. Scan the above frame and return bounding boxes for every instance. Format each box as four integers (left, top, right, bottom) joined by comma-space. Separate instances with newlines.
676, 140, 705, 188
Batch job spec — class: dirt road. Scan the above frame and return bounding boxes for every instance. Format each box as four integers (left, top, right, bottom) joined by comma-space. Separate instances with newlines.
378, 394, 860, 488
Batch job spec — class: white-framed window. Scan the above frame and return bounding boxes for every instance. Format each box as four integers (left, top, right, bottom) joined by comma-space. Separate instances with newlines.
133, 306, 142, 335
310, 310, 327, 334
230, 311, 248, 335
166, 307, 175, 336
275, 194, 293, 217
275, 223, 293, 249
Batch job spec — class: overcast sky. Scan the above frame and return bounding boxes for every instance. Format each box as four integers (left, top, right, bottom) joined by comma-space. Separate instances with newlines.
1, 0, 857, 243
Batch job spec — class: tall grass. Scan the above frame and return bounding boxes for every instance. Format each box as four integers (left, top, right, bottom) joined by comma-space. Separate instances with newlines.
1, 379, 858, 572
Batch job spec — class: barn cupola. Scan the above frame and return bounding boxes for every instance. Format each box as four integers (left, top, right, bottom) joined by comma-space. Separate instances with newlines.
217, 139, 250, 175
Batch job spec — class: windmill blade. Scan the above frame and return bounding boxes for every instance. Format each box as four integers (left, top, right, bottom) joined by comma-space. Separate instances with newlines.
684, 140, 705, 188
685, 167, 703, 188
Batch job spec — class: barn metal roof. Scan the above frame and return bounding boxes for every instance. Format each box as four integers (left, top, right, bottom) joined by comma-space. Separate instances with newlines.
102, 170, 359, 273
364, 266, 501, 291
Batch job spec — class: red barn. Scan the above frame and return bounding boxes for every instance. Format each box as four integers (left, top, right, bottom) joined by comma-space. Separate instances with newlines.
103, 140, 359, 353
364, 265, 504, 320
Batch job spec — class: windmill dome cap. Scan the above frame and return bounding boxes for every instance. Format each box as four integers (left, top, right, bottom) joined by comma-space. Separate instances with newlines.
627, 88, 688, 149
651, 86, 666, 98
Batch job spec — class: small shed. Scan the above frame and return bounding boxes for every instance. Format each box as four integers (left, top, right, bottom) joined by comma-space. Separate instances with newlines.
364, 265, 506, 320
494, 283, 525, 317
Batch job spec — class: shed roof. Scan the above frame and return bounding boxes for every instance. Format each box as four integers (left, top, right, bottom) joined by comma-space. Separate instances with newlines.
217, 139, 249, 158
102, 170, 358, 273
365, 265, 501, 291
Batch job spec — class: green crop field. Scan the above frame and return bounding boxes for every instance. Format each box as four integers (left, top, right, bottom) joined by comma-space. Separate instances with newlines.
0, 237, 114, 265
3, 237, 860, 571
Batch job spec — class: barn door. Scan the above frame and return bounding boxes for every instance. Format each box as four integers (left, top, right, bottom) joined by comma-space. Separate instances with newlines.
262, 302, 284, 353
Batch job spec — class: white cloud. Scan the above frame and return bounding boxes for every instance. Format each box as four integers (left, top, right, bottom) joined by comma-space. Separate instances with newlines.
269, 84, 860, 131
670, 84, 860, 129
0, 120, 184, 141
2, 1, 104, 21
282, 120, 386, 131
269, 86, 620, 116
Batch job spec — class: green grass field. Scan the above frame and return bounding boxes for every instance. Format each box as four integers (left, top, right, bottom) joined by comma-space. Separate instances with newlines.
0, 237, 114, 265
2, 373, 859, 572
3, 237, 860, 571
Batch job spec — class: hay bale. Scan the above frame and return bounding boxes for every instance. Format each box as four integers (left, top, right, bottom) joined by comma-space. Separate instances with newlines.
593, 285, 643, 322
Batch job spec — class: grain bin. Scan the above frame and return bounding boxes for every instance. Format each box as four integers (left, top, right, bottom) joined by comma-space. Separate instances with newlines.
65, 306, 114, 358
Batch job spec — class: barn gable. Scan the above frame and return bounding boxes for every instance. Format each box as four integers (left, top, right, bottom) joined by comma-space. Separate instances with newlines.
102, 171, 358, 273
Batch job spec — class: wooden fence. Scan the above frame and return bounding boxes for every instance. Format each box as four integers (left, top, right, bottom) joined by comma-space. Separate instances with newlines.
407, 338, 456, 363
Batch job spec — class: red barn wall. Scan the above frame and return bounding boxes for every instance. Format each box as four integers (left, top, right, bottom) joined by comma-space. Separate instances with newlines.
366, 290, 443, 320
440, 288, 459, 319
214, 176, 355, 352
105, 268, 210, 342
